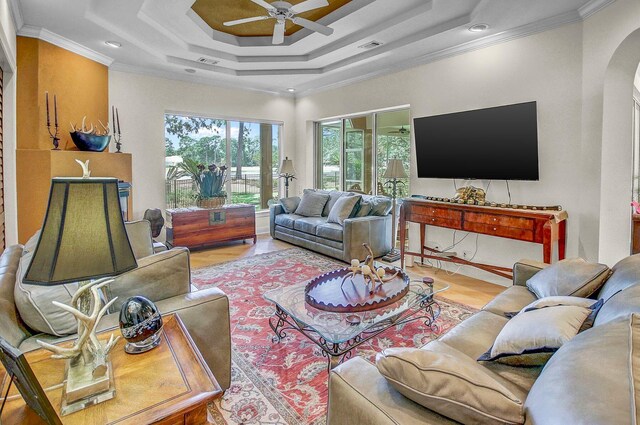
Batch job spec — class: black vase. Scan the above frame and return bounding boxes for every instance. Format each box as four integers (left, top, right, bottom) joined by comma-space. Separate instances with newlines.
119, 296, 163, 354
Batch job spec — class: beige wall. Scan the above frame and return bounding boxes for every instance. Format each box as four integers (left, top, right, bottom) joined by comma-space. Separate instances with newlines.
296, 23, 585, 284
108, 71, 297, 234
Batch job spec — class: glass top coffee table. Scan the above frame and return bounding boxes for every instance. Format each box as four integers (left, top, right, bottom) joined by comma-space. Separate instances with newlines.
264, 275, 449, 370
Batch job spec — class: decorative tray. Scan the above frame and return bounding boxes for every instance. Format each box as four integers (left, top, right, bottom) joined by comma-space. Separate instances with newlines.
304, 265, 410, 313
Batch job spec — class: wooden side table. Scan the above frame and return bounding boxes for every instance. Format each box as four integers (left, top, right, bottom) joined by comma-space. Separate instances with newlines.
166, 204, 257, 250
0, 314, 221, 424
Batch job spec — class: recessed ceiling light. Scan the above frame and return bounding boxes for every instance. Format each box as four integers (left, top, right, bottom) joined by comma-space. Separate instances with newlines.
468, 24, 490, 32
105, 41, 122, 48
185, 68, 196, 74
287, 88, 295, 93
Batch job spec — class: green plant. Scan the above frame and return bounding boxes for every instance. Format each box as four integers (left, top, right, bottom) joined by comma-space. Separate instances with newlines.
168, 158, 227, 200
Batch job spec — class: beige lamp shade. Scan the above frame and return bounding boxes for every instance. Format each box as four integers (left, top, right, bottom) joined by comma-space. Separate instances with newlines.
23, 178, 137, 285
383, 159, 408, 179
279, 157, 296, 176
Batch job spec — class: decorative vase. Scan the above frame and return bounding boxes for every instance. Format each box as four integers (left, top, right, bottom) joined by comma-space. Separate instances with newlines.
198, 196, 226, 208
119, 296, 163, 354
69, 132, 111, 152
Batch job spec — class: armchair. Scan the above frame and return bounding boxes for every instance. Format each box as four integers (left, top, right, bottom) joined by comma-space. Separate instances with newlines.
1, 220, 232, 390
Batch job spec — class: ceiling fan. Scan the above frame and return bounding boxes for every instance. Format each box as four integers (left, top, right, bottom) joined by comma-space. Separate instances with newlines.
223, 0, 335, 45
389, 126, 410, 135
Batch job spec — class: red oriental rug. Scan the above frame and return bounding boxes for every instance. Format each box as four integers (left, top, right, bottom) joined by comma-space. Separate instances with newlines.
192, 248, 477, 425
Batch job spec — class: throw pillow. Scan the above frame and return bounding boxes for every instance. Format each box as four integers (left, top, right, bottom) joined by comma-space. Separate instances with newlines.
322, 191, 344, 217
507, 296, 604, 332
354, 201, 372, 217
377, 342, 526, 425
294, 190, 330, 217
279, 196, 301, 214
368, 196, 393, 216
526, 258, 611, 299
479, 304, 592, 366
327, 195, 362, 226
14, 249, 79, 336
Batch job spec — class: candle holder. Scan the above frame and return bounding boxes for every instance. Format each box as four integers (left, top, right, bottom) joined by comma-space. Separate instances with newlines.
113, 131, 122, 153
47, 123, 60, 150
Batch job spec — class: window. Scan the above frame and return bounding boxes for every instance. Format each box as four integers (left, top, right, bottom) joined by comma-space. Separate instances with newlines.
315, 108, 410, 197
165, 114, 281, 210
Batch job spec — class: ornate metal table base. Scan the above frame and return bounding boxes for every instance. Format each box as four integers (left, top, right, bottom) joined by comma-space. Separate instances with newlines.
269, 297, 442, 371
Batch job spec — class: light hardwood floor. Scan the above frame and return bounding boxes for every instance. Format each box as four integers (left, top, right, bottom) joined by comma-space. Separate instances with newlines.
189, 234, 506, 309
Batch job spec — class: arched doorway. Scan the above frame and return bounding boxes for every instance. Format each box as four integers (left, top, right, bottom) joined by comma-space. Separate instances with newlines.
599, 27, 640, 264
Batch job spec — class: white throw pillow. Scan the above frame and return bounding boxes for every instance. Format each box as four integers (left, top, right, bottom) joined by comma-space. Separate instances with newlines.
479, 304, 591, 366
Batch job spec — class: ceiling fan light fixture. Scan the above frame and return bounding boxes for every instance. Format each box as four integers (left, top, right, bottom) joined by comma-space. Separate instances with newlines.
105, 41, 122, 48
468, 23, 490, 32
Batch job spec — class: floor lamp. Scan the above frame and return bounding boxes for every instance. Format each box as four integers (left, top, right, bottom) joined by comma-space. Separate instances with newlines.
279, 157, 296, 198
381, 159, 407, 262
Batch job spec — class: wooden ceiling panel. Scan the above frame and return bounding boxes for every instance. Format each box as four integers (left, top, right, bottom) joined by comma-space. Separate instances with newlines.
192, 0, 352, 37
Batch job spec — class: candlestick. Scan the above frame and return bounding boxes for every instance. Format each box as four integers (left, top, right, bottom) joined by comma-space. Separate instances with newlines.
45, 91, 50, 127
116, 108, 121, 134
54, 95, 58, 127
112, 106, 116, 133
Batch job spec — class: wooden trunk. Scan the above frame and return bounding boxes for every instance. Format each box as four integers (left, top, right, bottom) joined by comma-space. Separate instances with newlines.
166, 204, 256, 250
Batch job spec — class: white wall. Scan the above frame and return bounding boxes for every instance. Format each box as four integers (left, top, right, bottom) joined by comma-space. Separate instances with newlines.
0, 0, 17, 246
296, 23, 584, 285
108, 71, 296, 234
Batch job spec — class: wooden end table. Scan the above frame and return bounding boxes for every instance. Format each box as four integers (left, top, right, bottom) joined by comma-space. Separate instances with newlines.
0, 314, 221, 424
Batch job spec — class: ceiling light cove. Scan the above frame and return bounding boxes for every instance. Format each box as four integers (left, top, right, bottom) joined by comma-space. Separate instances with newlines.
105, 41, 122, 48
221, 0, 335, 45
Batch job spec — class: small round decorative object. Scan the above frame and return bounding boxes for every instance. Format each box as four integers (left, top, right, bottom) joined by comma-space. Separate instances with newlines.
345, 315, 361, 326
119, 296, 163, 354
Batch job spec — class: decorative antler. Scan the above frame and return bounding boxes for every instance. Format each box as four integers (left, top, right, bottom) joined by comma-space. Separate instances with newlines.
37, 278, 120, 377
97, 120, 111, 136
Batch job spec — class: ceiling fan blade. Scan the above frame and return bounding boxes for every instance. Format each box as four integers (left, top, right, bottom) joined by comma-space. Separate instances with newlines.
272, 21, 285, 44
291, 17, 333, 36
223, 16, 271, 26
251, 0, 276, 11
290, 0, 329, 14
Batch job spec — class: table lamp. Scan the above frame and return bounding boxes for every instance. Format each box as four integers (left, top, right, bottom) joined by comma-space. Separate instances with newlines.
23, 177, 137, 415
381, 159, 408, 263
279, 157, 296, 198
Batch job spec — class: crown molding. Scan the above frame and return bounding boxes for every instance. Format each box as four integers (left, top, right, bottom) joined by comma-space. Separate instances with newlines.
109, 62, 290, 96
8, 0, 23, 30
578, 0, 616, 19
17, 25, 114, 66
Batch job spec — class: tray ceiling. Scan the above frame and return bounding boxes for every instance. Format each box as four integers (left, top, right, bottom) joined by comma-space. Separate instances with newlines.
191, 0, 352, 37
14, 0, 612, 95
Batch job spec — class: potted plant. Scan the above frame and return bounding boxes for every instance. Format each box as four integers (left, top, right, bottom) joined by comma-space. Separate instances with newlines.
170, 158, 228, 208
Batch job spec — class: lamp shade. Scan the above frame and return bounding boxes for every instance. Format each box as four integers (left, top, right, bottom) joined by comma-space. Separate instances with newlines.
23, 178, 137, 285
279, 157, 296, 176
383, 159, 408, 179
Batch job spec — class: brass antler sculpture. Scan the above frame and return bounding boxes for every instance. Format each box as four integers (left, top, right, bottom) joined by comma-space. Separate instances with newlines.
37, 278, 120, 378
341, 243, 399, 295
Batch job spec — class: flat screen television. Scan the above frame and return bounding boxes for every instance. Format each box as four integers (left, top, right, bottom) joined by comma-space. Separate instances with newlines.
413, 101, 539, 180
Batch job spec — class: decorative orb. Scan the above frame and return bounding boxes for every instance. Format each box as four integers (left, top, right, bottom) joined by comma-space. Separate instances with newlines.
361, 265, 371, 274
377, 268, 386, 278
119, 296, 163, 354
351, 259, 360, 267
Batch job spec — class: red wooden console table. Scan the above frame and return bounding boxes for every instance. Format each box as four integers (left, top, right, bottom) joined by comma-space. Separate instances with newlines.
399, 198, 567, 279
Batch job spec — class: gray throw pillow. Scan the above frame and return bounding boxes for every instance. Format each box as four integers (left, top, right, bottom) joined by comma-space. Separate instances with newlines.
368, 196, 393, 216
377, 341, 526, 425
526, 258, 611, 299
322, 191, 345, 217
328, 195, 362, 226
279, 196, 300, 214
355, 201, 372, 217
294, 190, 330, 217
479, 304, 592, 366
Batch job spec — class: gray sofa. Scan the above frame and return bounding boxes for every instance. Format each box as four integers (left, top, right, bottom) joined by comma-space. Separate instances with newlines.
0, 220, 232, 390
270, 190, 392, 262
327, 256, 640, 424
